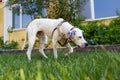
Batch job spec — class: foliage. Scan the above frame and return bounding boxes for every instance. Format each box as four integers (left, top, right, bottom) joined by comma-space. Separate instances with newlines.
0, 37, 4, 48
7, 0, 44, 19
4, 40, 18, 49
0, 37, 18, 49
72, 18, 120, 45
0, 50, 120, 80
7, 0, 86, 21
47, 0, 86, 21
7, 26, 14, 33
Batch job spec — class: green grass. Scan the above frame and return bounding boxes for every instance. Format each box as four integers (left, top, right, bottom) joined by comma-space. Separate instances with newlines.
0, 50, 120, 80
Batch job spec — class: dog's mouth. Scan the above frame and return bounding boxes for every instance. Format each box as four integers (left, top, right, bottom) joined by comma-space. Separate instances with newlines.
77, 45, 85, 48
77, 45, 81, 48
77, 43, 88, 48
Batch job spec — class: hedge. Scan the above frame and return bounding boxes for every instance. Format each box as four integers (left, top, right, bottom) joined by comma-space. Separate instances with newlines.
72, 18, 120, 45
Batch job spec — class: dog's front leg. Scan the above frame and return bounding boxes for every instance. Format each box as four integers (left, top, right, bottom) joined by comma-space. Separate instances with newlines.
52, 39, 58, 59
65, 43, 73, 56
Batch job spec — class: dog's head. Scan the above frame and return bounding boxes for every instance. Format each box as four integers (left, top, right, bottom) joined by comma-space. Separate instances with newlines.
68, 28, 88, 48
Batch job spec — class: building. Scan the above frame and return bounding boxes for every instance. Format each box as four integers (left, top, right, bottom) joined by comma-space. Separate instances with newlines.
82, 0, 120, 20
0, 0, 27, 48
0, 0, 120, 48
0, 0, 4, 39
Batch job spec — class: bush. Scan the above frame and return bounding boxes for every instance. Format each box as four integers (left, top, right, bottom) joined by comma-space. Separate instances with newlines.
0, 37, 18, 50
72, 18, 120, 45
0, 37, 4, 48
4, 40, 18, 49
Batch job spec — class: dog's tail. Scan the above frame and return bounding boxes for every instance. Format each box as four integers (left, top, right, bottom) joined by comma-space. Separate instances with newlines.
21, 30, 27, 50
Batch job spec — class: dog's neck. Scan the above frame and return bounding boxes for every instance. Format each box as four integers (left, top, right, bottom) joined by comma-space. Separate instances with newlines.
51, 21, 75, 46
59, 22, 74, 38
57, 26, 75, 46
52, 20, 74, 39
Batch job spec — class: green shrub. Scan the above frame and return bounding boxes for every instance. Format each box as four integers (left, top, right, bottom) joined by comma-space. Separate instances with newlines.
0, 37, 4, 48
72, 18, 120, 45
0, 37, 18, 49
4, 40, 18, 49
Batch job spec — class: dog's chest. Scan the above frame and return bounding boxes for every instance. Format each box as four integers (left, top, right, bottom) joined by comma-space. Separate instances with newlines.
58, 37, 68, 46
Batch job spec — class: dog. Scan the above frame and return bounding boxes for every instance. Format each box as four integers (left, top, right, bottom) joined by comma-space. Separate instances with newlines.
22, 18, 88, 60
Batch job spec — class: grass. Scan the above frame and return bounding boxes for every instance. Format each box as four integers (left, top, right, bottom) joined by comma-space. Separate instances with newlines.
0, 50, 120, 80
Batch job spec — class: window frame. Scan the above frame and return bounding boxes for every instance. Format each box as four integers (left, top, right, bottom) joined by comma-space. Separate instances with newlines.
84, 0, 120, 21
11, 4, 23, 30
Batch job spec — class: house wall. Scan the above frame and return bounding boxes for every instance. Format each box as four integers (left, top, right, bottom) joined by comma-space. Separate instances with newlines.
0, 2, 4, 37
9, 29, 26, 49
82, 17, 116, 26
4, 0, 12, 43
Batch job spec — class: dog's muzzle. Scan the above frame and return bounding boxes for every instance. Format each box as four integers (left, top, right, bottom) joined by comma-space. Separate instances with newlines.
77, 43, 88, 48
85, 43, 88, 47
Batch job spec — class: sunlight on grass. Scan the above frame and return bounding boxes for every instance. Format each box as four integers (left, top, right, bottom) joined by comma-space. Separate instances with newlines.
0, 50, 120, 80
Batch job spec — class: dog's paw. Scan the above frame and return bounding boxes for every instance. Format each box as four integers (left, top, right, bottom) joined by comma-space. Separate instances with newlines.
64, 53, 69, 57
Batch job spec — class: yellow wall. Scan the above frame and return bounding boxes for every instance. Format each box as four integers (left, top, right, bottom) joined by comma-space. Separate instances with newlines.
9, 29, 62, 49
9, 29, 26, 49
0, 2, 4, 37
82, 18, 115, 26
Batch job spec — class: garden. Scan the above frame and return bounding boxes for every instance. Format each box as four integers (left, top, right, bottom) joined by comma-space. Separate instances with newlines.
0, 1, 120, 80
0, 16, 120, 80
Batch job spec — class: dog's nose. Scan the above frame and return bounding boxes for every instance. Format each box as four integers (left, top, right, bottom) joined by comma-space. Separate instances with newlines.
85, 43, 88, 47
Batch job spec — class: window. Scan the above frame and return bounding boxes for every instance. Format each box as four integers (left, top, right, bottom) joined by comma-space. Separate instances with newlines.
12, 7, 20, 29
82, 0, 120, 20
22, 14, 32, 28
12, 4, 32, 29
82, 0, 92, 19
94, 0, 120, 18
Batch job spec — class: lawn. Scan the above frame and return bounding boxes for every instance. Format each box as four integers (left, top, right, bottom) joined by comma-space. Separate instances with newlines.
0, 49, 120, 80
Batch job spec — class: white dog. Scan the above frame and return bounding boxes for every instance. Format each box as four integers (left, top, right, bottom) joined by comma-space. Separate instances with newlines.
22, 18, 88, 60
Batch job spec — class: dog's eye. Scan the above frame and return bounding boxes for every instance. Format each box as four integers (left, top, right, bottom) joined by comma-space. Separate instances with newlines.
78, 36, 82, 39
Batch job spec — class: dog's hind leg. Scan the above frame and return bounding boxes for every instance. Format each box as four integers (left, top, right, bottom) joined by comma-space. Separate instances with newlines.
26, 30, 36, 60
37, 32, 48, 58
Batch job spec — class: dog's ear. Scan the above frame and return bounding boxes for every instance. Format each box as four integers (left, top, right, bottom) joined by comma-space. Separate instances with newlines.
68, 31, 76, 39
82, 30, 85, 38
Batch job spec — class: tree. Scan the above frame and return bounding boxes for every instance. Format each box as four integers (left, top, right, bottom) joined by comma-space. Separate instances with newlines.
7, 0, 47, 20
77, 0, 87, 18
7, 0, 87, 21
47, 0, 87, 21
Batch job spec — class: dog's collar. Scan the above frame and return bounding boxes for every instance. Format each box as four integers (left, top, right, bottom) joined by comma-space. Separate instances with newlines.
57, 27, 75, 46
70, 27, 75, 31
52, 20, 76, 47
